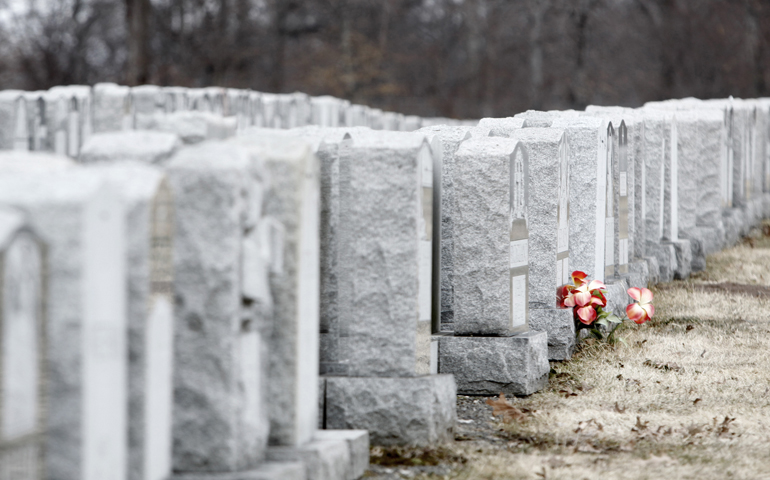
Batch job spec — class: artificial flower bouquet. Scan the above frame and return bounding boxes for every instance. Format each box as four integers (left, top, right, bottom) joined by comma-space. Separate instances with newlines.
557, 271, 654, 343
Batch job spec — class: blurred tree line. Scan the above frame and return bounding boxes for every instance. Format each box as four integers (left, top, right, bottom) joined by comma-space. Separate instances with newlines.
1, 0, 769, 119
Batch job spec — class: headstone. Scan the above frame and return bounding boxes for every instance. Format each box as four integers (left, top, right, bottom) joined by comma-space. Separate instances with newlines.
132, 86, 165, 130
26, 93, 48, 152
165, 142, 268, 473
549, 116, 610, 281
164, 87, 189, 113
0, 165, 127, 480
0, 91, 27, 150
92, 84, 132, 133
79, 131, 181, 165
450, 136, 529, 335
311, 97, 342, 128
416, 126, 487, 333
85, 163, 175, 480
0, 206, 45, 480
509, 128, 575, 359
478, 117, 525, 137
146, 111, 236, 145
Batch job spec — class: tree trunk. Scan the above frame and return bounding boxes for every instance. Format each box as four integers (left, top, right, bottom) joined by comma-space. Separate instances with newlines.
126, 0, 151, 85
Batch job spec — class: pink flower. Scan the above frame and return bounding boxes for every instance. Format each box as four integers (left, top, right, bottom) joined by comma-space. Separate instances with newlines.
626, 287, 654, 324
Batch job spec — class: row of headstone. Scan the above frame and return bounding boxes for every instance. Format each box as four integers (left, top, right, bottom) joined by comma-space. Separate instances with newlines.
0, 135, 370, 479
0, 84, 475, 160
4, 86, 770, 479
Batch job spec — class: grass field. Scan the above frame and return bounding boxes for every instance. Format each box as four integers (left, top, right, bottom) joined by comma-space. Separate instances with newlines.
366, 224, 770, 480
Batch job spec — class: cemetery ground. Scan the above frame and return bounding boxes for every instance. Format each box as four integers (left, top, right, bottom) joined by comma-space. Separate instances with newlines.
365, 223, 770, 480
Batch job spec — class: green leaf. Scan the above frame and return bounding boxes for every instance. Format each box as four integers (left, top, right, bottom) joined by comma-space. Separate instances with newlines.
595, 318, 609, 327
607, 314, 622, 324
590, 328, 604, 340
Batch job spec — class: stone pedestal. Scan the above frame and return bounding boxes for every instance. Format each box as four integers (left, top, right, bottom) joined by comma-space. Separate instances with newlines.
267, 430, 368, 480
438, 332, 549, 396
323, 375, 456, 446
79, 131, 180, 165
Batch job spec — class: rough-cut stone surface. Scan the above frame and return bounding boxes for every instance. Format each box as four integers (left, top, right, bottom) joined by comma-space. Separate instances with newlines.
233, 134, 321, 448
645, 256, 661, 285
313, 430, 369, 480
149, 111, 237, 144
671, 239, 692, 280
648, 242, 676, 283
92, 83, 131, 133
324, 375, 456, 446
452, 137, 521, 335
639, 110, 670, 257
132, 85, 164, 129
267, 438, 348, 480
550, 116, 609, 280
417, 126, 478, 332
477, 117, 525, 137
604, 279, 630, 322
529, 309, 575, 360
627, 259, 649, 289
513, 110, 557, 128
79, 131, 180, 165
167, 142, 269, 472
172, 463, 306, 480
336, 130, 434, 377
0, 168, 127, 480
439, 332, 549, 396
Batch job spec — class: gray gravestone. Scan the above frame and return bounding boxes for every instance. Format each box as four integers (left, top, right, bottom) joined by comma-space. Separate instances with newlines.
509, 128, 575, 360
79, 131, 181, 165
132, 86, 165, 130
232, 134, 321, 448
166, 142, 269, 473
0, 207, 45, 480
0, 91, 27, 150
416, 126, 482, 333
93, 83, 133, 133
0, 166, 127, 480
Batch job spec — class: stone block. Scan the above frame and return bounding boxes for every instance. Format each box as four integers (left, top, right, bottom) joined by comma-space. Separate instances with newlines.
644, 256, 660, 285
79, 131, 181, 165
166, 142, 268, 472
0, 168, 127, 480
149, 111, 237, 144
232, 134, 321, 448
0, 206, 46, 480
313, 430, 369, 480
513, 110, 557, 128
0, 150, 74, 173
416, 126, 478, 332
438, 332, 548, 396
335, 130, 438, 377
604, 279, 630, 321
92, 83, 132, 133
627, 259, 649, 289
528, 308, 575, 360
550, 116, 610, 281
171, 463, 306, 480
647, 241, 676, 283
324, 375, 456, 446
452, 136, 527, 335
639, 110, 669, 254
477, 117, 525, 137
0, 90, 29, 150
671, 239, 692, 280
267, 439, 348, 480
84, 162, 175, 480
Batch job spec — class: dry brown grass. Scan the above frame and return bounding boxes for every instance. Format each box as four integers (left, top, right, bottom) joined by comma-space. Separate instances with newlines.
375, 225, 770, 480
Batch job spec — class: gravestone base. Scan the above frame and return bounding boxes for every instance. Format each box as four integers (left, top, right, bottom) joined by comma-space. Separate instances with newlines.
683, 234, 706, 273
171, 463, 306, 480
691, 226, 724, 258
529, 308, 575, 361
648, 242, 677, 283
668, 239, 692, 280
322, 375, 456, 447
763, 194, 770, 219
722, 208, 744, 248
627, 260, 650, 289
438, 332, 549, 396
644, 256, 661, 285
267, 431, 369, 480
604, 279, 630, 320
746, 198, 764, 228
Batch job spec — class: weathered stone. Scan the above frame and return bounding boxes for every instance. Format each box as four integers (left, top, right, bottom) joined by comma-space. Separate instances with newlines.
0, 90, 29, 150
550, 116, 610, 281
477, 117, 525, 137
513, 110, 557, 128
671, 238, 692, 280
92, 83, 132, 133
451, 137, 525, 335
324, 375, 456, 446
164, 87, 189, 113
84, 162, 175, 480
313, 430, 369, 480
0, 206, 45, 480
438, 332, 549, 396
0, 150, 74, 173
311, 97, 343, 128
172, 463, 306, 480
148, 111, 237, 145
232, 134, 321, 448
166, 142, 268, 472
132, 85, 165, 130
336, 130, 438, 377
79, 131, 181, 165
0, 167, 127, 480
